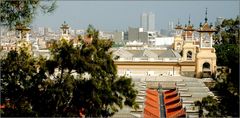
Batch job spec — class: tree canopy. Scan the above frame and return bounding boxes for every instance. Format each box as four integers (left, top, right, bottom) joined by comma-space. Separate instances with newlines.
195, 16, 239, 117
0, 25, 138, 117
0, 0, 56, 29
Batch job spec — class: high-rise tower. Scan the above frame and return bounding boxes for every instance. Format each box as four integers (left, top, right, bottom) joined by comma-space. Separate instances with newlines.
148, 12, 155, 31
140, 12, 155, 31
141, 13, 148, 31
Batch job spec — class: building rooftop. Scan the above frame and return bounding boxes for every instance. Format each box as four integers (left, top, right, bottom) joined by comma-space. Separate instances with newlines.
113, 48, 181, 61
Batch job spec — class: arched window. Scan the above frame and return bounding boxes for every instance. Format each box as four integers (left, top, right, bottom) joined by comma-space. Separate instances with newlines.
176, 43, 181, 50
202, 62, 210, 71
187, 51, 192, 60
177, 43, 181, 47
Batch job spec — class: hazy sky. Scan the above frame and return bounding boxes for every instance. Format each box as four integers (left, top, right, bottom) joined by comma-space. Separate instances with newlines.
32, 1, 239, 31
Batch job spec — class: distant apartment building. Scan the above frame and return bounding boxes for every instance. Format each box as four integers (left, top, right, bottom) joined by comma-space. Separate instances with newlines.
99, 31, 114, 40
43, 27, 52, 36
140, 12, 155, 31
113, 31, 124, 44
139, 32, 148, 43
128, 27, 139, 41
128, 27, 148, 43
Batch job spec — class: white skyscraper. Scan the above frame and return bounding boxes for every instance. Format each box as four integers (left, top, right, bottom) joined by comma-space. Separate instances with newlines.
141, 13, 148, 31
140, 12, 155, 31
148, 12, 155, 31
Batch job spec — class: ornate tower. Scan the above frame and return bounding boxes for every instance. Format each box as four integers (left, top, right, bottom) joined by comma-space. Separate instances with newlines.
173, 19, 184, 52
60, 21, 70, 41
195, 8, 217, 78
16, 24, 32, 54
183, 16, 195, 41
182, 16, 197, 61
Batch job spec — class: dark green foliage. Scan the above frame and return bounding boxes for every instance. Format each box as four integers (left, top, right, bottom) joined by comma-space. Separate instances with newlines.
0, 0, 56, 29
194, 96, 221, 117
1, 50, 39, 116
214, 16, 239, 92
1, 25, 138, 117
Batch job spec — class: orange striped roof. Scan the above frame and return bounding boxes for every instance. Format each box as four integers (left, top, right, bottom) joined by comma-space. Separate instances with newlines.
164, 95, 180, 105
165, 91, 178, 99
144, 89, 160, 118
164, 89, 176, 94
166, 108, 186, 118
163, 89, 186, 118
146, 89, 159, 96
144, 106, 160, 118
166, 101, 182, 110
146, 93, 159, 102
145, 99, 159, 109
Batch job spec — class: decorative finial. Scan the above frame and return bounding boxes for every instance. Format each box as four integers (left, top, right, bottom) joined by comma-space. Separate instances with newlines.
188, 15, 191, 25
205, 8, 208, 23
210, 22, 213, 28
177, 18, 181, 27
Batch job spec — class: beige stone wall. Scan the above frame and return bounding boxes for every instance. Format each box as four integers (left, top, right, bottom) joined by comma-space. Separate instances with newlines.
115, 47, 216, 78
173, 36, 183, 51
17, 40, 32, 54
182, 41, 197, 61
117, 64, 181, 76
195, 48, 216, 78
181, 66, 195, 71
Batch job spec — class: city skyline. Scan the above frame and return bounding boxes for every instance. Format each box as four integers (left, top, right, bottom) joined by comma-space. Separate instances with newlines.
32, 1, 239, 31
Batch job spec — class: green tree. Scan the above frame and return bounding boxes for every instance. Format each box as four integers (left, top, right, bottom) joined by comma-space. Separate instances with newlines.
47, 25, 138, 117
0, 0, 56, 29
1, 50, 41, 116
213, 16, 239, 95
1, 25, 138, 117
194, 96, 221, 117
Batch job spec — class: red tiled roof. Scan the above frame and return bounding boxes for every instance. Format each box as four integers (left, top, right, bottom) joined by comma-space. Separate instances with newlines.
144, 88, 186, 118
146, 93, 159, 102
163, 88, 186, 118
144, 106, 160, 118
164, 90, 178, 98
167, 108, 186, 118
146, 89, 159, 96
164, 89, 176, 94
165, 95, 180, 105
166, 101, 182, 110
144, 89, 160, 118
145, 99, 159, 109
